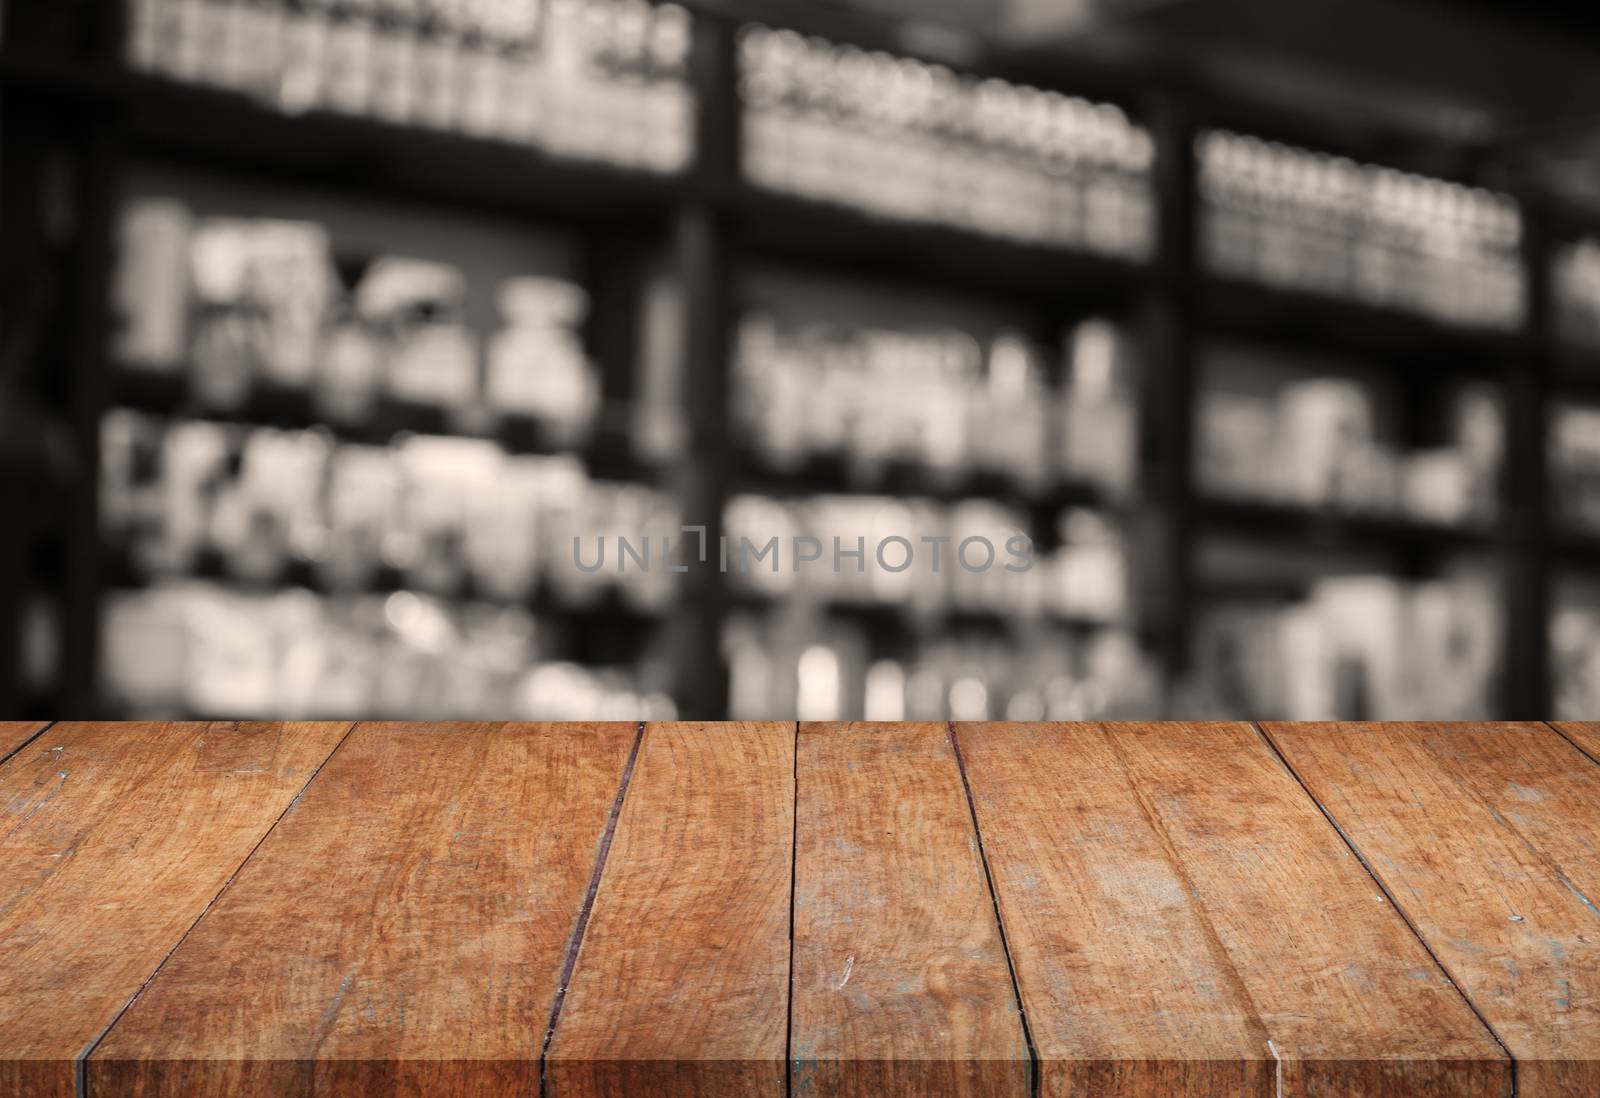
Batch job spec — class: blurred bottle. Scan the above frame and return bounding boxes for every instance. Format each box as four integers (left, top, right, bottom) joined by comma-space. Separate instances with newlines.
100, 580, 675, 720
1197, 348, 1501, 526
1553, 579, 1600, 720
1553, 402, 1600, 534
102, 410, 680, 610
1060, 319, 1137, 500
1198, 130, 1523, 330
112, 196, 606, 444
127, 0, 694, 172
738, 24, 1153, 256
1190, 565, 1499, 721
724, 607, 1158, 721
733, 310, 1139, 500
1555, 238, 1600, 350
486, 276, 599, 447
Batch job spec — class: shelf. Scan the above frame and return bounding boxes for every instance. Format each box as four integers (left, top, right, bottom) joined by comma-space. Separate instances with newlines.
728, 589, 1121, 636
3, 58, 681, 230
1196, 576, 1317, 603
115, 73, 1145, 314
84, 76, 1538, 380
0, 52, 120, 104
1555, 345, 1600, 400
728, 448, 1113, 510
120, 74, 684, 229
102, 546, 671, 627
727, 188, 1146, 313
109, 368, 659, 483
1556, 530, 1600, 568
1201, 278, 1524, 376
1199, 496, 1495, 552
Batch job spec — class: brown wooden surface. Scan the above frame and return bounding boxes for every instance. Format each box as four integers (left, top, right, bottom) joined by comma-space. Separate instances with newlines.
0, 722, 48, 762
0, 721, 351, 1098
545, 721, 794, 1098
791, 722, 1028, 1098
1268, 721, 1600, 1098
7, 721, 1600, 1096
957, 721, 1273, 1098
1554, 721, 1600, 765
958, 721, 1509, 1097
87, 721, 638, 1098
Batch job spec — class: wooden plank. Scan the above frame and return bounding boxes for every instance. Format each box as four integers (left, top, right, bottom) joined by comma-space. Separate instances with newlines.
1268, 721, 1600, 1098
0, 722, 48, 762
1553, 721, 1600, 765
546, 721, 793, 1098
88, 721, 638, 1098
956, 721, 1271, 1098
0, 721, 350, 1098
791, 722, 1028, 1098
957, 721, 1509, 1098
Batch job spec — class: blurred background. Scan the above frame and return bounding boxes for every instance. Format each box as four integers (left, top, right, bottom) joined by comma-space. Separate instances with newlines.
1, 0, 1598, 722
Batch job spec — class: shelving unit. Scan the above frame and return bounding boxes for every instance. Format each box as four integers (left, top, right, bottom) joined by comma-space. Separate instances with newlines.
0, 0, 1587, 719
728, 450, 1114, 512
1556, 347, 1600, 400
124, 75, 688, 228
1198, 497, 1496, 553
728, 188, 1145, 309
108, 366, 657, 480
1200, 278, 1525, 377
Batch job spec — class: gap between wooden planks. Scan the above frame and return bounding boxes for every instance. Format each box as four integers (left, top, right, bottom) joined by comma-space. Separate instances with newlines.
1, 721, 1598, 1097
1263, 720, 1600, 1098
0, 721, 52, 765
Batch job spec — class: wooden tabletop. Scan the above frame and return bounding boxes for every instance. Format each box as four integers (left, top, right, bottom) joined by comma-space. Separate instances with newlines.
1, 721, 1597, 1097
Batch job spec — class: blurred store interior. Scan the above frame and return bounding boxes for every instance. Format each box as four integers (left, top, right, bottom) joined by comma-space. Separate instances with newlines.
3, 0, 1600, 721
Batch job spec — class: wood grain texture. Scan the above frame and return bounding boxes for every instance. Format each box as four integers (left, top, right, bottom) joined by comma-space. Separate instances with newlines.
1268, 721, 1600, 1097
546, 722, 794, 1098
0, 721, 350, 1098
1553, 722, 1600, 766
0, 723, 48, 763
957, 721, 1509, 1098
791, 722, 1028, 1098
88, 721, 638, 1098
956, 721, 1272, 1098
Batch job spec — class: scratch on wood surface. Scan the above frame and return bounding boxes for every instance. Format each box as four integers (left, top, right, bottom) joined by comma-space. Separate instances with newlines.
1507, 781, 1547, 803
1267, 1038, 1283, 1098
2, 769, 70, 842
1485, 804, 1600, 923
836, 954, 854, 989
309, 967, 358, 1057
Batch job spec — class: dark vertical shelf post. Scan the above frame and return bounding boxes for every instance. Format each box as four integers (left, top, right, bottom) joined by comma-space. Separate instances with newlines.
1503, 202, 1552, 717
582, 243, 642, 412
580, 234, 644, 486
0, 1, 122, 716
56, 129, 118, 718
60, 4, 124, 718
668, 11, 740, 719
0, 93, 33, 715
1141, 93, 1199, 713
